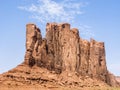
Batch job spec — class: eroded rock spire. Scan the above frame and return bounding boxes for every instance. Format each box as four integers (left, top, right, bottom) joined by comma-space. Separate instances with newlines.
0, 22, 119, 87
24, 23, 109, 83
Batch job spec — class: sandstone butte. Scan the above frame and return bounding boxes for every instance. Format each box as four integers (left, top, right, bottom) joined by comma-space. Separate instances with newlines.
0, 23, 120, 89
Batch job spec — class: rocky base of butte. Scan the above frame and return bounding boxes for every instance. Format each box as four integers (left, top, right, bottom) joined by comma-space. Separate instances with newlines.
0, 23, 119, 88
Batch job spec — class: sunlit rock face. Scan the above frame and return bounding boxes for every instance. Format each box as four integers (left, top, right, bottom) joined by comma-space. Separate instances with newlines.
0, 22, 119, 87
24, 23, 110, 84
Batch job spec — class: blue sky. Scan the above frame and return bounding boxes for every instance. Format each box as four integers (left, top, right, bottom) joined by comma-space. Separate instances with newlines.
0, 0, 120, 76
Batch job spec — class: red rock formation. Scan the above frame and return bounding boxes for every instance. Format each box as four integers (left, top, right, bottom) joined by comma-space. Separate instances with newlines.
0, 22, 119, 87
79, 38, 90, 76
89, 39, 108, 81
23, 23, 119, 86
25, 24, 42, 66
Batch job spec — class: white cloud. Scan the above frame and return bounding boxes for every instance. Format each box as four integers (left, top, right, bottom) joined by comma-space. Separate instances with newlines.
18, 0, 85, 23
18, 0, 94, 38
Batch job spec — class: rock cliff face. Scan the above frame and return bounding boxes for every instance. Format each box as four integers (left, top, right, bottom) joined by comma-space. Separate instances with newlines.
23, 23, 115, 85
0, 22, 119, 87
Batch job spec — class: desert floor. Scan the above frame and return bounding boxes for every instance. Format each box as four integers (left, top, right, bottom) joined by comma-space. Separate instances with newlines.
0, 85, 120, 90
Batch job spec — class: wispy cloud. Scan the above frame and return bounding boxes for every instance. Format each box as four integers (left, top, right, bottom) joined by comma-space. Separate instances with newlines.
18, 0, 94, 38
18, 0, 86, 23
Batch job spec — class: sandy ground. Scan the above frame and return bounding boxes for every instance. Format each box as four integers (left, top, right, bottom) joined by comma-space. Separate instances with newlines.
0, 85, 120, 90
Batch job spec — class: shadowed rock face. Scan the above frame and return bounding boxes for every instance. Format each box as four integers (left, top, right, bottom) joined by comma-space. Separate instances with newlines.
23, 22, 118, 86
